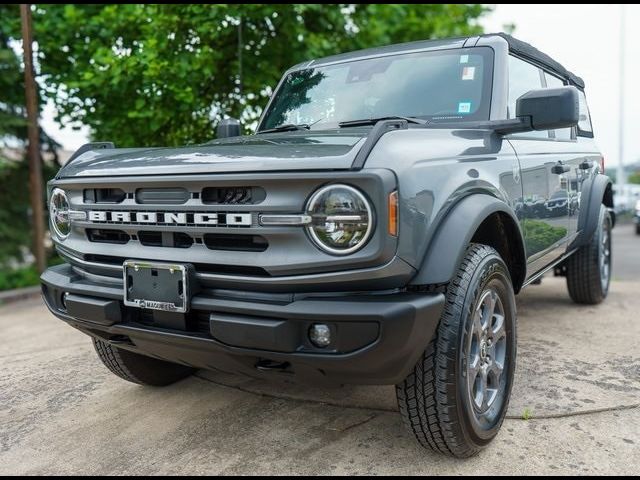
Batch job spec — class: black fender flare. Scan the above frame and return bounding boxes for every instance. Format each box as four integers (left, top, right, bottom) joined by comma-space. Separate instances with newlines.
410, 194, 526, 290
571, 174, 613, 249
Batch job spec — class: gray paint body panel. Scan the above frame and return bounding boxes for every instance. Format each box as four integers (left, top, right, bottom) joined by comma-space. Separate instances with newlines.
59, 131, 369, 178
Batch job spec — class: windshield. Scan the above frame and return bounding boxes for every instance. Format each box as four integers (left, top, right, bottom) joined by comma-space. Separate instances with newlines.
259, 47, 494, 131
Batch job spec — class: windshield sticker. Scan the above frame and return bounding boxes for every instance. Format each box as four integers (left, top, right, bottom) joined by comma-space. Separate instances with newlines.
458, 102, 472, 114
459, 54, 469, 64
462, 66, 476, 81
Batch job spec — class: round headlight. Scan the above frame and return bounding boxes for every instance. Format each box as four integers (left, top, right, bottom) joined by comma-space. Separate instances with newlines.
306, 184, 373, 255
50, 188, 71, 239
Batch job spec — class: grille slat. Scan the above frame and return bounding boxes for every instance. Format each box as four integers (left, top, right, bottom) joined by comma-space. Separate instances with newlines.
204, 233, 268, 252
83, 254, 270, 277
135, 188, 190, 204
83, 188, 126, 204
202, 186, 265, 205
86, 229, 130, 245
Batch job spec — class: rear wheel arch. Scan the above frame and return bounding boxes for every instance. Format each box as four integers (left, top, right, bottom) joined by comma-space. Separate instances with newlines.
573, 174, 614, 249
411, 194, 527, 293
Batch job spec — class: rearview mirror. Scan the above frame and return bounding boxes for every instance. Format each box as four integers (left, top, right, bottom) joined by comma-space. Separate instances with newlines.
516, 86, 579, 131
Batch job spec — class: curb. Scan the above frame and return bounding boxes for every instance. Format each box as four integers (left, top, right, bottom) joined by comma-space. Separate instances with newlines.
0, 285, 42, 305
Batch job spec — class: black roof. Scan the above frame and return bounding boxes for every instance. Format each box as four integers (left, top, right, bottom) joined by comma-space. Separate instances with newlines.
488, 33, 585, 89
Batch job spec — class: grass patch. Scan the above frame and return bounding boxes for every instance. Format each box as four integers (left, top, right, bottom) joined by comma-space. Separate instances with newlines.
522, 408, 533, 421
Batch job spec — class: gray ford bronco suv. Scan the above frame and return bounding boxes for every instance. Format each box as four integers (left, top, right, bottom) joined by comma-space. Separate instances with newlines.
42, 34, 613, 457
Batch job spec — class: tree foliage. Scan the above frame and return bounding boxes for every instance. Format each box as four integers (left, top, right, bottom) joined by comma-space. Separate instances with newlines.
0, 4, 26, 144
27, 4, 489, 147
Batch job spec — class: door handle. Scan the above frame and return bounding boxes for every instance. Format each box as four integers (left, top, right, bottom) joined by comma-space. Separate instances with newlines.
579, 160, 594, 170
551, 162, 571, 174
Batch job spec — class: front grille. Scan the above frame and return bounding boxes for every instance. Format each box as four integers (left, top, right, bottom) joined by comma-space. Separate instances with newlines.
54, 171, 394, 289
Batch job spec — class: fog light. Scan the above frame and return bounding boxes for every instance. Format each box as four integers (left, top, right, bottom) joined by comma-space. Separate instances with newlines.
60, 292, 69, 311
309, 324, 331, 348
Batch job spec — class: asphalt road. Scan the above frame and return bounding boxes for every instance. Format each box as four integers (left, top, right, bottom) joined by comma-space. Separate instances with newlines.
0, 225, 638, 475
612, 222, 639, 281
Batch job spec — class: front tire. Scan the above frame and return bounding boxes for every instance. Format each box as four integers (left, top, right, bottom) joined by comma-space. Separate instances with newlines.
93, 338, 195, 386
396, 244, 517, 458
566, 205, 612, 305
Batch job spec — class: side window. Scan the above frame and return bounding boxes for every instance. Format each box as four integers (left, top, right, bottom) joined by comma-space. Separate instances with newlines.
544, 72, 573, 141
508, 56, 547, 138
577, 91, 593, 137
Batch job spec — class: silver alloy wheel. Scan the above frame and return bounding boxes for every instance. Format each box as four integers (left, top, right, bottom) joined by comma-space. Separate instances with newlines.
466, 289, 507, 416
599, 216, 611, 291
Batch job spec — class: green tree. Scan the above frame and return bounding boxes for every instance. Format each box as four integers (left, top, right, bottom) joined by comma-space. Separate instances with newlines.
628, 171, 640, 185
25, 4, 488, 147
0, 4, 26, 144
0, 5, 60, 275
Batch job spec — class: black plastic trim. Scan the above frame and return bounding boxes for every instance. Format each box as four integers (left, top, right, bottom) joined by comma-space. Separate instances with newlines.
350, 119, 408, 170
411, 194, 526, 291
571, 174, 613, 249
41, 266, 445, 385
66, 142, 115, 165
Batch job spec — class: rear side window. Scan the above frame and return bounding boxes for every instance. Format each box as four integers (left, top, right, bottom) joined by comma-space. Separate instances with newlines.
544, 72, 573, 141
507, 55, 547, 138
577, 91, 594, 137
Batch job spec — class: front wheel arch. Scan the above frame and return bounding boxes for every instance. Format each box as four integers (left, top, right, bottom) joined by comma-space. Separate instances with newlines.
410, 194, 527, 293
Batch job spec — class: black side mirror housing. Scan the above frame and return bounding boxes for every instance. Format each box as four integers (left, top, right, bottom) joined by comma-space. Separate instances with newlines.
516, 86, 580, 131
217, 118, 242, 138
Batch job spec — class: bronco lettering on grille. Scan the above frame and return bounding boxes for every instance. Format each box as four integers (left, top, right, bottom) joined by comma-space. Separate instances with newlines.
87, 211, 252, 227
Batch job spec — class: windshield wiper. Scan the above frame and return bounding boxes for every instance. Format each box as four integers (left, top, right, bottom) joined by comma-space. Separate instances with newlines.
257, 123, 311, 134
338, 116, 430, 128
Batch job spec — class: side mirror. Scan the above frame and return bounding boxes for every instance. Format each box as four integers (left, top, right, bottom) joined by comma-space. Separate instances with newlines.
217, 117, 242, 138
516, 86, 579, 131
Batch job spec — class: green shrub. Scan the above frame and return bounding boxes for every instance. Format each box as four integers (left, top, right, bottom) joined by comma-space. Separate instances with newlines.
0, 255, 63, 291
0, 158, 58, 271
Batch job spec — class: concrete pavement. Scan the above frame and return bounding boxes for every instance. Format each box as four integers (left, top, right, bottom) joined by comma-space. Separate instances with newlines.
0, 225, 638, 475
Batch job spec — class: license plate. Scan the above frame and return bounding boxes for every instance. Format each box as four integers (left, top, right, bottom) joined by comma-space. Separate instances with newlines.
123, 261, 190, 313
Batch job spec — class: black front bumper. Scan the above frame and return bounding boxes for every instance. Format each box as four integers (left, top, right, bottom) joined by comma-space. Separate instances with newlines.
41, 264, 445, 385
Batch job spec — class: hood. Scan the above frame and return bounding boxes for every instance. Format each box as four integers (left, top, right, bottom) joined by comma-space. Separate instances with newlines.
58, 130, 369, 178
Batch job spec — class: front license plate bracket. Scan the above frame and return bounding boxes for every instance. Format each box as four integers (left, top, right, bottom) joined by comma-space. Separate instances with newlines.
123, 261, 194, 313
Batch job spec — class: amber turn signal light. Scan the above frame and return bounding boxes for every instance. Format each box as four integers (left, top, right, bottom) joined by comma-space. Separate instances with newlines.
388, 191, 398, 237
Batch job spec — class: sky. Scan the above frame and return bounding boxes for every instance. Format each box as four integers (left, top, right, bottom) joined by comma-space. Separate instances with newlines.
41, 4, 640, 171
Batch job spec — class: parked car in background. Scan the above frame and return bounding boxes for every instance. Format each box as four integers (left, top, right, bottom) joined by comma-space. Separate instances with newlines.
613, 184, 640, 215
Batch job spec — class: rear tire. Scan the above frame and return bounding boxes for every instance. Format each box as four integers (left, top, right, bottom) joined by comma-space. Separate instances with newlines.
566, 205, 612, 305
636, 224, 640, 236
396, 244, 517, 458
93, 338, 195, 386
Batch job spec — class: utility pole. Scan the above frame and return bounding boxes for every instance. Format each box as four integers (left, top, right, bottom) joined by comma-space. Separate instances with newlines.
617, 4, 626, 190
237, 16, 243, 98
20, 4, 46, 274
